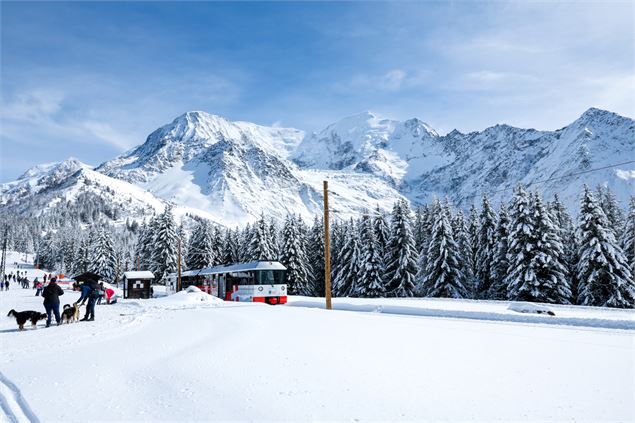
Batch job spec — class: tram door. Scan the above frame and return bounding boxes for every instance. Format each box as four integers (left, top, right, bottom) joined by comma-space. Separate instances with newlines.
218, 274, 226, 300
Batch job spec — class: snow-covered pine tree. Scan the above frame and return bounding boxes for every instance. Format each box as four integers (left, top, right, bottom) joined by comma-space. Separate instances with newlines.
90, 228, 117, 283
597, 185, 625, 235
186, 220, 216, 270
384, 200, 419, 297
356, 215, 386, 297
144, 215, 162, 270
210, 225, 223, 266
329, 220, 345, 293
60, 232, 77, 275
576, 186, 635, 308
505, 186, 535, 300
506, 188, 571, 304
36, 232, 55, 271
420, 198, 467, 298
248, 215, 275, 261
451, 209, 474, 298
488, 202, 510, 300
133, 223, 149, 271
549, 194, 577, 298
239, 223, 252, 262
622, 197, 635, 273
307, 215, 325, 296
177, 223, 188, 268
269, 220, 280, 261
475, 194, 498, 299
466, 204, 479, 296
280, 215, 311, 295
75, 236, 91, 274
372, 205, 390, 269
332, 219, 362, 297
413, 205, 428, 255
531, 192, 572, 303
151, 207, 179, 283
417, 202, 437, 273
221, 228, 239, 265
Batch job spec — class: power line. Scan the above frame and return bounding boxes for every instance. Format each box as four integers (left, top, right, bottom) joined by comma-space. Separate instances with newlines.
488, 160, 635, 195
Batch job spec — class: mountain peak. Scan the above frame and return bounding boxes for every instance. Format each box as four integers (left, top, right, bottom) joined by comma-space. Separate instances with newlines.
18, 157, 90, 180
577, 107, 633, 123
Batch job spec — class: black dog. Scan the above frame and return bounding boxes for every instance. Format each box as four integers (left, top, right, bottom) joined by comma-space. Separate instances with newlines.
7, 309, 48, 330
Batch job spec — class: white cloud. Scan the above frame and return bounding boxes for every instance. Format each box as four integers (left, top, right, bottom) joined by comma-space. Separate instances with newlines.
1, 88, 137, 151
338, 69, 429, 93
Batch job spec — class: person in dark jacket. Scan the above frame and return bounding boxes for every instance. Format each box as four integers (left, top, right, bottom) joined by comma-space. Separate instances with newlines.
96, 282, 105, 305
78, 282, 91, 305
42, 277, 64, 327
80, 279, 100, 321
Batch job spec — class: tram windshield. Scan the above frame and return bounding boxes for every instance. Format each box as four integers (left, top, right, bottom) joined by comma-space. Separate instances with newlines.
257, 270, 286, 285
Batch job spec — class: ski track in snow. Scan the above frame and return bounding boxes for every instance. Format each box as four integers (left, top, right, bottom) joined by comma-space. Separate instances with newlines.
0, 371, 40, 423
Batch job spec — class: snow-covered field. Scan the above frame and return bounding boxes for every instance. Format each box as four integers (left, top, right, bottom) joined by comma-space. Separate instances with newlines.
1, 255, 634, 422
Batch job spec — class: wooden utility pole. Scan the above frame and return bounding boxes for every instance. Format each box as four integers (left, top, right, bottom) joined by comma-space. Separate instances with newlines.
0, 226, 8, 283
323, 181, 332, 310
177, 237, 182, 292
136, 255, 140, 271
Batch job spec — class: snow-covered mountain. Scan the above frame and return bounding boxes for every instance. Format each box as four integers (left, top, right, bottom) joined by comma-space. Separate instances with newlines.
1, 107, 632, 226
293, 112, 443, 185
295, 108, 634, 208
406, 107, 635, 207
94, 111, 405, 225
0, 158, 167, 220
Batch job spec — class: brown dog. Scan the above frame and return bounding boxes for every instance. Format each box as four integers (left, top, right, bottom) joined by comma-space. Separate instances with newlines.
61, 303, 80, 324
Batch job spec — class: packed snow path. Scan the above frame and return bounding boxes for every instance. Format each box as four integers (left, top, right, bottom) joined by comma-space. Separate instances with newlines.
1, 288, 633, 422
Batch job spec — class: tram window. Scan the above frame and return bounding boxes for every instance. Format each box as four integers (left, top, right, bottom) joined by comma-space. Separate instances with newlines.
274, 270, 286, 284
258, 270, 286, 285
259, 271, 275, 285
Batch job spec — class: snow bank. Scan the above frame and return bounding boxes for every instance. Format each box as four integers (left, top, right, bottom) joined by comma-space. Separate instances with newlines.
153, 286, 224, 307
287, 296, 635, 330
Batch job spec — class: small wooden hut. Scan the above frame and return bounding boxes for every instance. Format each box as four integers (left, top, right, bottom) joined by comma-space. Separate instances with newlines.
123, 271, 155, 299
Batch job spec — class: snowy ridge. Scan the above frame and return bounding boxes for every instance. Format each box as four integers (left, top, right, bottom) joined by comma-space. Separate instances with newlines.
295, 108, 634, 208
96, 110, 405, 225
1, 107, 633, 226
405, 107, 635, 208
0, 158, 224, 225
293, 111, 444, 184
96, 111, 304, 184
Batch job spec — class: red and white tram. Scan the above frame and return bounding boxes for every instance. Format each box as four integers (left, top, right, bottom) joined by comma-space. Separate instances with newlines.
172, 261, 288, 305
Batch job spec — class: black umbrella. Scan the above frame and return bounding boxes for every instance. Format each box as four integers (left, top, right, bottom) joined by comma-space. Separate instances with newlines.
72, 272, 103, 282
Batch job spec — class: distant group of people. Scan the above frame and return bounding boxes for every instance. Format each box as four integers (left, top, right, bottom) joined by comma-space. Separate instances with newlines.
1, 271, 57, 292
2, 271, 28, 290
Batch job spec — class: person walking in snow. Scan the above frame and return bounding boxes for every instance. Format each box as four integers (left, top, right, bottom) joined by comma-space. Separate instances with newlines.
42, 277, 64, 327
80, 279, 100, 321
35, 279, 43, 296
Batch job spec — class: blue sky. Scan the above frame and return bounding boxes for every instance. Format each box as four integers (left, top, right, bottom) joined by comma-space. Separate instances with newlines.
1, 1, 633, 182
